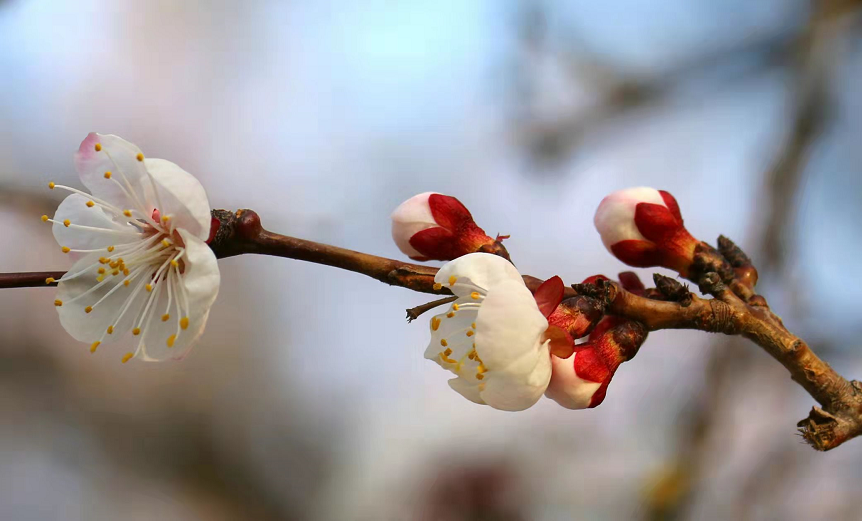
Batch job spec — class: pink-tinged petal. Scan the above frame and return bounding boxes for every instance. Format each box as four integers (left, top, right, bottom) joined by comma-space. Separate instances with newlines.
138, 229, 220, 361
594, 187, 665, 250
434, 253, 523, 296
52, 194, 140, 257
533, 275, 565, 318
545, 353, 602, 410
144, 158, 212, 241
75, 133, 149, 209
390, 192, 439, 258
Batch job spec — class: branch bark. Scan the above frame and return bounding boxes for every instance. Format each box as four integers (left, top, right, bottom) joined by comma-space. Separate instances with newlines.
1, 207, 859, 450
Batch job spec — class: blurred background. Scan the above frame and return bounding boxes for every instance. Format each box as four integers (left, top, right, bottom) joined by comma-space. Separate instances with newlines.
1, 0, 860, 519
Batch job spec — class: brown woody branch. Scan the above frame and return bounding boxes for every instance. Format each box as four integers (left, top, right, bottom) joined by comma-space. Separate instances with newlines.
1, 207, 858, 450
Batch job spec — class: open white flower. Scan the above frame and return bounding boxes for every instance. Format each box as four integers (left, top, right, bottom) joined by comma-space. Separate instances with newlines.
43, 133, 219, 363
424, 253, 552, 411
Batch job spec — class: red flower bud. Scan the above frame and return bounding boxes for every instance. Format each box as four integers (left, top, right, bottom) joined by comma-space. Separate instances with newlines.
391, 192, 495, 261
594, 187, 699, 276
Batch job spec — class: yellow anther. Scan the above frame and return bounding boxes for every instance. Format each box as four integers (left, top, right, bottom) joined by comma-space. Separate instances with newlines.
61, 247, 71, 253
161, 239, 170, 247
103, 171, 111, 179
96, 275, 104, 282
85, 306, 93, 313
476, 373, 485, 380
98, 267, 106, 274
180, 317, 189, 330
63, 219, 71, 227
123, 210, 132, 217
136, 153, 144, 162
446, 311, 455, 318
433, 282, 443, 291
145, 284, 153, 292
90, 341, 100, 353
471, 322, 476, 329
123, 269, 130, 276
132, 327, 141, 336
453, 303, 460, 311
99, 257, 108, 264
45, 277, 55, 284
449, 275, 457, 287
167, 334, 176, 348
109, 261, 117, 269
170, 259, 179, 268
41, 215, 49, 222
471, 292, 480, 300
440, 338, 448, 347
443, 348, 453, 357
467, 349, 477, 360
439, 348, 457, 364
107, 325, 114, 334
161, 314, 170, 322
466, 330, 474, 337
477, 364, 487, 374
95, 143, 102, 152
107, 246, 115, 252
54, 299, 63, 307
112, 269, 119, 276
430, 317, 441, 331
48, 182, 55, 189
123, 280, 130, 287
121, 352, 134, 364
86, 201, 95, 208
161, 215, 170, 223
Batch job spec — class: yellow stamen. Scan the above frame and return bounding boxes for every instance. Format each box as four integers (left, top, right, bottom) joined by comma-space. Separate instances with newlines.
476, 373, 484, 380
63, 219, 71, 227
453, 303, 460, 311
86, 201, 95, 208
103, 171, 111, 179
99, 257, 108, 264
471, 292, 480, 300
109, 261, 118, 269
167, 334, 176, 348
123, 280, 130, 287
121, 352, 134, 364
41, 215, 49, 222
97, 267, 106, 274
145, 284, 153, 292
466, 330, 474, 337
477, 364, 487, 374
161, 239, 170, 247
161, 314, 170, 322
123, 269, 130, 276
112, 269, 119, 276
107, 246, 115, 252
132, 328, 141, 336
440, 338, 448, 347
180, 317, 189, 330
54, 299, 63, 307
471, 322, 476, 329
431, 317, 441, 331
61, 247, 71, 254
439, 348, 457, 364
84, 306, 93, 314
123, 210, 132, 217
162, 215, 170, 223
443, 348, 453, 356
446, 311, 455, 318
45, 277, 55, 284
96, 275, 104, 282
48, 182, 55, 189
136, 153, 144, 161
95, 143, 102, 152
433, 282, 442, 291
449, 275, 457, 287
107, 325, 114, 334
170, 259, 179, 268
90, 341, 100, 353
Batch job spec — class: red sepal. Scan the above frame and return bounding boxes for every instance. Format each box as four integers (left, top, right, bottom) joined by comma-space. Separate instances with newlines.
581, 274, 610, 285
206, 216, 220, 245
634, 202, 681, 242
573, 344, 610, 385
659, 190, 682, 222
428, 194, 474, 230
406, 194, 494, 261
409, 226, 457, 260
610, 240, 662, 268
544, 325, 575, 359
533, 276, 564, 318
617, 271, 645, 295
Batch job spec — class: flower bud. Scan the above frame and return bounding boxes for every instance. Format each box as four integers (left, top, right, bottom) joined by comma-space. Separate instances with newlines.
391, 192, 495, 261
594, 187, 699, 276
545, 316, 647, 409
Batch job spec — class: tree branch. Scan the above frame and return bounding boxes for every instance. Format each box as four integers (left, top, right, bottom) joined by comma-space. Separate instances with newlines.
1, 207, 859, 450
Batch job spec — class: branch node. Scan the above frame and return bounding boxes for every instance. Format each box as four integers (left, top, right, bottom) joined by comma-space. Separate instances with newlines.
652, 273, 692, 307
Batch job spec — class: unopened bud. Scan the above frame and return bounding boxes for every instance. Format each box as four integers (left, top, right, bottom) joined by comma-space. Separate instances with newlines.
594, 187, 699, 276
391, 192, 495, 261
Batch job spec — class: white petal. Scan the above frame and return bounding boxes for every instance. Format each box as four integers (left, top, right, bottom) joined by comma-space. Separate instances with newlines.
545, 353, 602, 410
138, 229, 219, 361
390, 192, 438, 258
52, 194, 141, 255
434, 253, 523, 297
144, 158, 212, 241
479, 341, 552, 411
474, 280, 548, 370
56, 253, 150, 344
593, 187, 664, 250
448, 377, 486, 405
74, 133, 149, 210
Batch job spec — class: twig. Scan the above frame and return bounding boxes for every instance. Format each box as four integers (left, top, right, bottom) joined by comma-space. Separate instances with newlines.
406, 296, 458, 322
